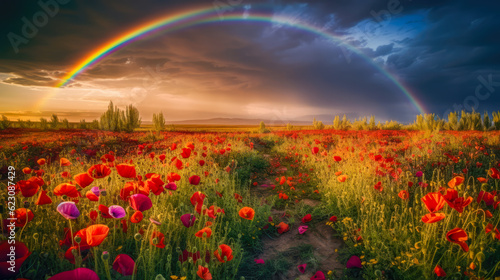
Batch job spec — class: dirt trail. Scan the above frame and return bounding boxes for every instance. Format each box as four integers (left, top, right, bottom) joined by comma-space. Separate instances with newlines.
250, 146, 344, 279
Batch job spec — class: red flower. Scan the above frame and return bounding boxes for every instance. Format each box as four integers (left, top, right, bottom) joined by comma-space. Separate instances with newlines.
421, 192, 445, 213
442, 188, 473, 213
214, 244, 234, 263
189, 175, 201, 185
116, 164, 137, 179
490, 167, 500, 179
329, 216, 337, 222
54, 183, 81, 198
167, 172, 181, 182
74, 172, 94, 188
0, 240, 31, 277
197, 265, 212, 280
75, 224, 110, 247
238, 207, 255, 220
60, 158, 71, 166
434, 265, 446, 277
35, 190, 52, 205
421, 213, 445, 223
195, 227, 212, 239
87, 164, 112, 179
181, 148, 192, 158
130, 211, 143, 223
447, 176, 464, 188
398, 190, 409, 200
333, 156, 342, 162
277, 222, 289, 234
16, 180, 40, 197
301, 214, 312, 223
446, 228, 469, 252
11, 208, 34, 227
98, 204, 113, 219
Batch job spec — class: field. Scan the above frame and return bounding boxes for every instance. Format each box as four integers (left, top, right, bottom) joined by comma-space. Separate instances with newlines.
1, 127, 500, 280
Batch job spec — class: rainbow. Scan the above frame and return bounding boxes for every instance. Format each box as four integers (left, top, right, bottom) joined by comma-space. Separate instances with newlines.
42, 5, 426, 114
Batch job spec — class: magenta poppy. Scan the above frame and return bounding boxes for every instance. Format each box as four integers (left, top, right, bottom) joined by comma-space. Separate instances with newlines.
298, 263, 307, 274
298, 225, 308, 235
48, 268, 99, 280
129, 194, 152, 212
57, 201, 80, 219
108, 205, 126, 219
180, 213, 196, 228
254, 259, 265, 264
311, 271, 325, 280
346, 255, 362, 268
112, 254, 135, 276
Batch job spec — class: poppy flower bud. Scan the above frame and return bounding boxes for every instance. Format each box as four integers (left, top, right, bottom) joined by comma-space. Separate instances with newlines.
152, 238, 158, 245
42, 252, 48, 258
134, 233, 142, 241
24, 201, 30, 208
375, 270, 382, 277
476, 252, 485, 263
469, 251, 474, 259
33, 233, 39, 240
101, 251, 109, 261
101, 190, 107, 196
74, 236, 81, 244
72, 248, 78, 256
155, 274, 166, 280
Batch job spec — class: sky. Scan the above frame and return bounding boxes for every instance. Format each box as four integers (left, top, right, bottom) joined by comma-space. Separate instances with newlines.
0, 0, 499, 123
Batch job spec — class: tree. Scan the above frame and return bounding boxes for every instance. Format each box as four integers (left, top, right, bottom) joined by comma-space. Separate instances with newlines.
286, 123, 294, 131
259, 121, 269, 133
447, 112, 459, 130
40, 118, 49, 130
50, 114, 59, 129
368, 116, 376, 130
79, 119, 87, 129
99, 101, 141, 132
493, 111, 500, 130
333, 116, 341, 130
313, 118, 325, 130
0, 115, 10, 130
483, 111, 492, 131
61, 118, 70, 129
153, 112, 166, 131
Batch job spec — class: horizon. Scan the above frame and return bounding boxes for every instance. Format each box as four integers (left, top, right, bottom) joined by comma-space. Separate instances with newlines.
1, 1, 499, 123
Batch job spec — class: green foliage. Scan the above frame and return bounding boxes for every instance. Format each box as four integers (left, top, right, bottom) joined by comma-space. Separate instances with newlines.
333, 114, 351, 130
259, 121, 270, 133
39, 117, 49, 130
18, 119, 28, 128
79, 119, 87, 129
50, 114, 59, 129
61, 118, 70, 129
286, 123, 294, 130
0, 115, 11, 130
312, 118, 325, 130
483, 111, 492, 131
99, 101, 141, 132
153, 111, 166, 131
493, 111, 500, 130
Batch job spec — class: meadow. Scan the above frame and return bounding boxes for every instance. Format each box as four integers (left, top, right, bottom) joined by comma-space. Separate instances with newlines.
1, 127, 499, 280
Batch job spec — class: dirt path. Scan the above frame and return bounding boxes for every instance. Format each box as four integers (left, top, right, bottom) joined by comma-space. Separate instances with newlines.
250, 147, 345, 279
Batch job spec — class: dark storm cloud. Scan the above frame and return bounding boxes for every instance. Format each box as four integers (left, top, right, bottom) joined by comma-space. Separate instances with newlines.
0, 0, 499, 122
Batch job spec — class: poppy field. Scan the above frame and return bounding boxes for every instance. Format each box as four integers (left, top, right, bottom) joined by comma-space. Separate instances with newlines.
1, 128, 500, 280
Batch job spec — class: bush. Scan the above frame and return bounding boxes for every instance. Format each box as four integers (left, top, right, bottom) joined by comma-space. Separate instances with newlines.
153, 112, 166, 131
99, 101, 141, 132
0, 115, 11, 130
39, 118, 49, 130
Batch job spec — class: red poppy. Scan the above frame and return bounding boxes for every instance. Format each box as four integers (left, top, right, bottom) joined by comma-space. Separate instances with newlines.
179, 249, 201, 263
434, 265, 446, 277
113, 254, 135, 276
22, 167, 31, 174
87, 164, 112, 179
76, 224, 110, 247
446, 228, 469, 252
234, 193, 243, 203
131, 211, 143, 223
129, 194, 152, 212
89, 210, 98, 222
35, 190, 52, 205
277, 222, 289, 234
239, 207, 255, 220
442, 188, 473, 213
116, 164, 137, 179
181, 148, 191, 158
60, 158, 71, 166
190, 192, 206, 213
333, 156, 342, 162
86, 190, 99, 201
98, 204, 113, 219
16, 180, 40, 197
421, 213, 446, 223
0, 240, 31, 277
214, 244, 234, 263
150, 231, 166, 248
329, 216, 337, 222
477, 190, 498, 207
11, 208, 34, 227
421, 192, 445, 213
167, 172, 181, 182
174, 159, 183, 170
189, 175, 201, 185
374, 181, 383, 192
312, 147, 319, 154
37, 158, 46, 165
195, 227, 212, 238
447, 176, 464, 188
74, 172, 94, 188
301, 214, 312, 223
197, 265, 212, 280
54, 183, 81, 198
398, 190, 409, 200
490, 167, 500, 179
